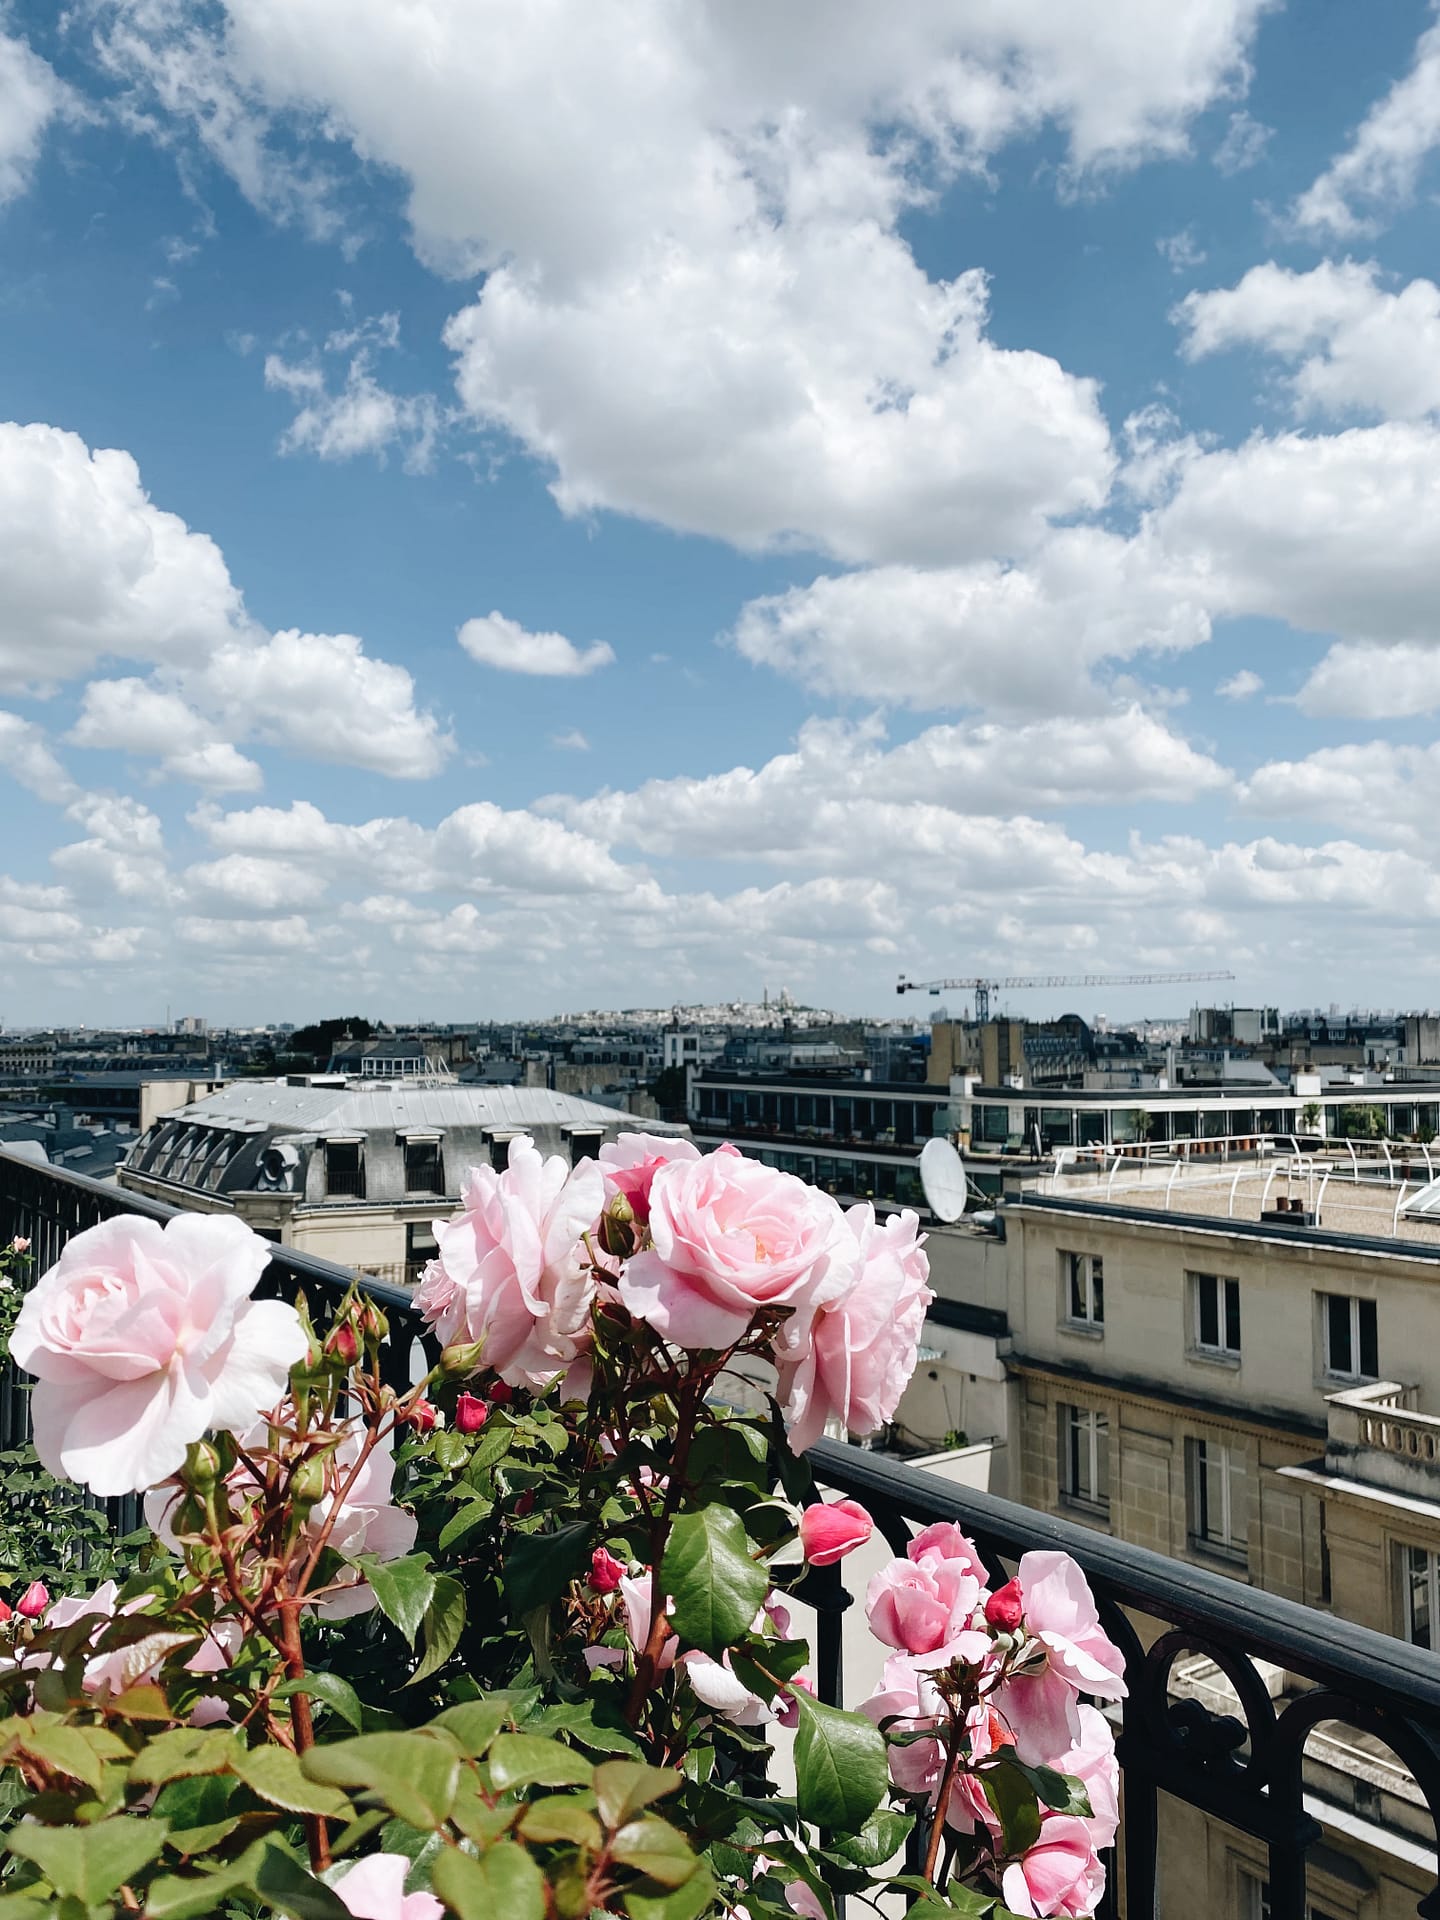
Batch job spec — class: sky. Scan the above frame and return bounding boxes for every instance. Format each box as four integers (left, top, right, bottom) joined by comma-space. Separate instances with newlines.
4, 3, 1440, 1030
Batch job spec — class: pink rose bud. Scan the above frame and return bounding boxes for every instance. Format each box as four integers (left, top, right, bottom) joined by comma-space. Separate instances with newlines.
515, 1489, 536, 1517
589, 1547, 626, 1594
9, 1236, 29, 1253
406, 1398, 439, 1434
0, 1599, 11, 1624
324, 1322, 359, 1366
984, 1577, 1025, 1632
16, 1582, 50, 1620
455, 1393, 488, 1434
488, 1381, 513, 1407
799, 1498, 873, 1566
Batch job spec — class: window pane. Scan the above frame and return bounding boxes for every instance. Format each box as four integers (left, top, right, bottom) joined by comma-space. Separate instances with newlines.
1359, 1299, 1378, 1378
1408, 1546, 1432, 1649
1095, 1416, 1109, 1503
1227, 1449, 1248, 1546
1326, 1293, 1352, 1373
1091, 1258, 1104, 1324
1068, 1256, 1085, 1320
1198, 1275, 1219, 1349
1225, 1279, 1240, 1352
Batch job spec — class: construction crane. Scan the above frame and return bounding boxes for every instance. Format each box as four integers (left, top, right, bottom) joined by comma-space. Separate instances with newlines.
896, 970, 1236, 1023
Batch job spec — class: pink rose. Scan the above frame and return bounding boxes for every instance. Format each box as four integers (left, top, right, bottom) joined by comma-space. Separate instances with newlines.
27, 1580, 240, 1707
1001, 1816, 1106, 1919
776, 1204, 932, 1453
419, 1136, 604, 1388
1056, 1704, 1120, 1851
1015, 1552, 1127, 1701
11, 1214, 307, 1497
331, 1853, 443, 1920
598, 1133, 701, 1225
15, 1582, 49, 1620
799, 1498, 873, 1566
9, 1236, 30, 1254
908, 1522, 989, 1585
619, 1146, 844, 1350
861, 1651, 946, 1797
866, 1554, 983, 1656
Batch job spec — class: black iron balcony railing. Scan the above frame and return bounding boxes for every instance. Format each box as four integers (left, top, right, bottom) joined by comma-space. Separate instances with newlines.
1, 1146, 1438, 1920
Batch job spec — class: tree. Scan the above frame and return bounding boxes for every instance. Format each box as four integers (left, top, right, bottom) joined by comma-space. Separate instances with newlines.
286, 1016, 374, 1063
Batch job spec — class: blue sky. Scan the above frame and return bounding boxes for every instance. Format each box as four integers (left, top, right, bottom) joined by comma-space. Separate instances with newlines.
4, 1, 1440, 1028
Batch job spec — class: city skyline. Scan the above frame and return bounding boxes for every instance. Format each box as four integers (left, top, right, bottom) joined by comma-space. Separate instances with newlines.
6, 5, 1440, 1023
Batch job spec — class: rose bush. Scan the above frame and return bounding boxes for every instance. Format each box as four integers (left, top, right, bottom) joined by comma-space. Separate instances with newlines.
0, 1134, 1124, 1919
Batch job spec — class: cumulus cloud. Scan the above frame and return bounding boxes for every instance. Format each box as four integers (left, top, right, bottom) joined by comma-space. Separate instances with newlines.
1176, 260, 1440, 419
459, 612, 614, 678
1, 422, 451, 781
67, 679, 262, 791
0, 28, 67, 205
0, 711, 78, 803
1240, 739, 1440, 849
1292, 11, 1440, 237
1217, 669, 1263, 700
1158, 227, 1207, 273
93, 0, 1273, 566
1213, 108, 1272, 173
264, 311, 442, 470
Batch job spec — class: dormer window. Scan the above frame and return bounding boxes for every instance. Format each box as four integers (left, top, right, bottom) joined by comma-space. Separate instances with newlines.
325, 1139, 365, 1199
402, 1135, 444, 1194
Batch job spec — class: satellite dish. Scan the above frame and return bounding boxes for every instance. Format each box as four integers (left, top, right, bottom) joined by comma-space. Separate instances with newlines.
920, 1137, 969, 1223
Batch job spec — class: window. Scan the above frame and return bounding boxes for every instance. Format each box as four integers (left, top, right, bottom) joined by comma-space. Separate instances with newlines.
1058, 1404, 1109, 1514
569, 1129, 604, 1167
1191, 1272, 1241, 1358
1187, 1439, 1248, 1559
403, 1138, 443, 1194
324, 1141, 365, 1199
1061, 1252, 1104, 1330
1402, 1545, 1439, 1650
1321, 1293, 1378, 1380
1239, 1872, 1341, 1920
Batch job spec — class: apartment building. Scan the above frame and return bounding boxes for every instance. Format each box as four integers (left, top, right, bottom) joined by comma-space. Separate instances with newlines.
119, 1078, 687, 1283
996, 1165, 1440, 1917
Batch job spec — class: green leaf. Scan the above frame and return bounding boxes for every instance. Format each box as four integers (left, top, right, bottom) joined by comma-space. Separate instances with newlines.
128, 1726, 236, 1787
276, 1671, 364, 1733
525, 1701, 641, 1756
611, 1817, 697, 1890
592, 1761, 683, 1831
791, 1693, 888, 1832
1006, 1757, 1093, 1819
301, 1733, 460, 1830
406, 1575, 466, 1688
431, 1691, 538, 1756
466, 1423, 515, 1477
234, 1744, 353, 1819
7, 1817, 167, 1903
486, 1732, 595, 1792
660, 1506, 768, 1658
247, 1840, 354, 1920
0, 1897, 53, 1920
155, 1770, 241, 1858
12, 1718, 113, 1790
982, 1759, 1044, 1858
437, 1500, 493, 1552
432, 1844, 545, 1920
432, 1429, 470, 1473
352, 1554, 435, 1646
624, 1859, 716, 1920
829, 1807, 914, 1868
502, 1521, 591, 1617
519, 1798, 604, 1848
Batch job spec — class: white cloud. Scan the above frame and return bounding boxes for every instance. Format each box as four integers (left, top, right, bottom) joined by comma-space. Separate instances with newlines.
1240, 739, 1440, 849
0, 29, 66, 206
177, 914, 319, 951
96, 1, 1273, 567
1292, 11, 1440, 237
1176, 260, 1440, 419
1213, 108, 1271, 173
196, 630, 452, 780
0, 422, 246, 686
0, 422, 449, 781
730, 528, 1209, 714
67, 679, 262, 791
183, 854, 330, 911
1293, 642, 1440, 720
1216, 669, 1262, 700
0, 711, 78, 803
264, 313, 442, 471
547, 708, 1230, 866
458, 611, 614, 678
1157, 227, 1207, 273
550, 729, 590, 752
